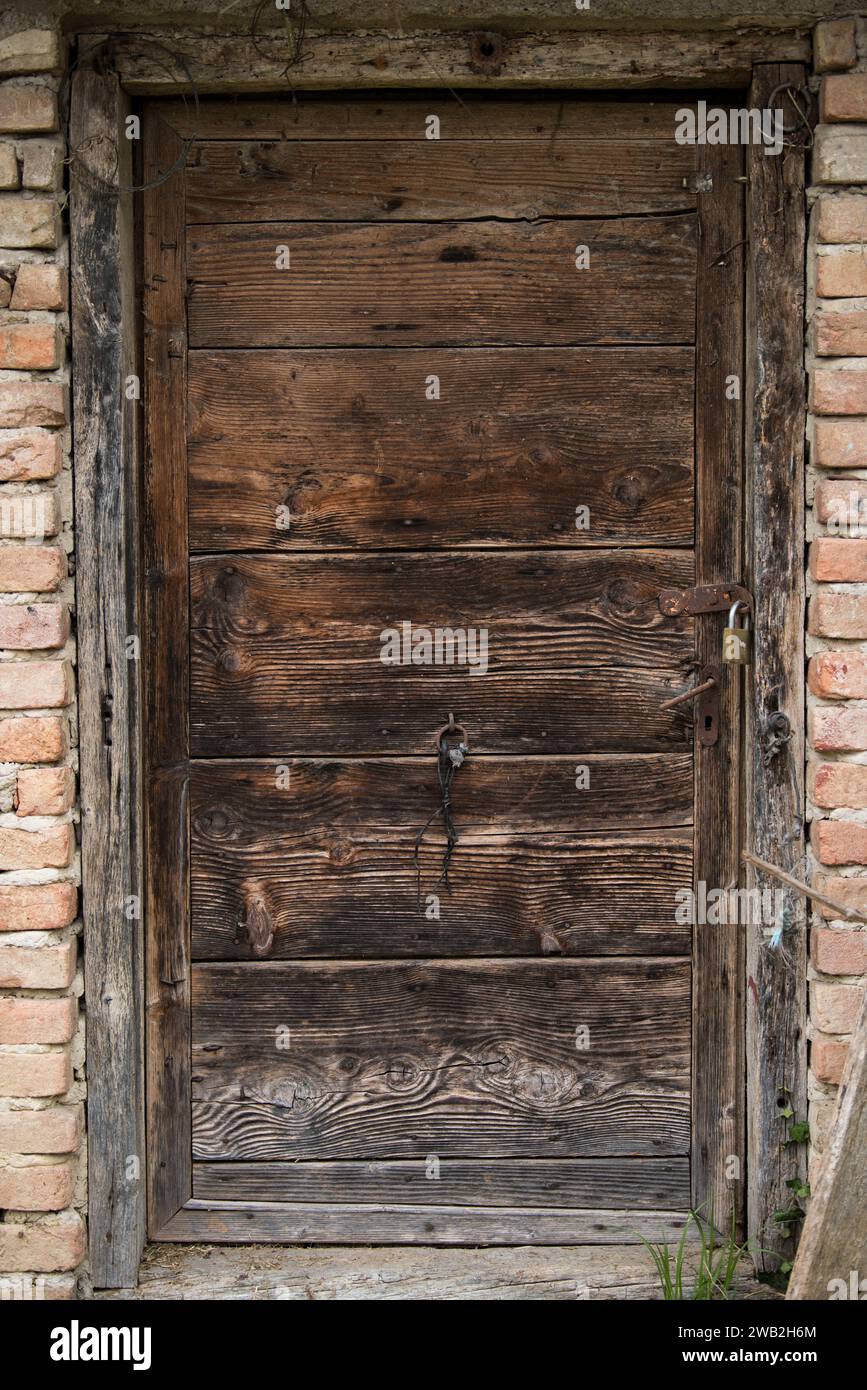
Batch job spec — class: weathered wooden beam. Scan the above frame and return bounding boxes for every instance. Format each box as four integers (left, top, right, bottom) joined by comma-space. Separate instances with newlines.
70, 66, 145, 1288
86, 29, 811, 94
744, 63, 808, 1275
787, 990, 867, 1300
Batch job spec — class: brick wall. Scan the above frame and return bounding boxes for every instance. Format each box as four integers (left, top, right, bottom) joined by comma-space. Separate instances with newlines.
0, 22, 82, 1299
809, 16, 867, 1187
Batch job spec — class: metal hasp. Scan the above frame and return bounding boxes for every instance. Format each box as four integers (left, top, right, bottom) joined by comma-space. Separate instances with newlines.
658, 581, 754, 618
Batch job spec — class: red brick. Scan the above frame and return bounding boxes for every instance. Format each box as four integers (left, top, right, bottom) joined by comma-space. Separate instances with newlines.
0, 195, 57, 248
0, 715, 66, 761
814, 127, 867, 184
815, 302, 867, 356
811, 761, 867, 808
810, 706, 867, 752
813, 818, 867, 864
0, 823, 74, 871
809, 591, 867, 638
0, 31, 63, 77
0, 322, 60, 369
0, 1213, 84, 1272
816, 194, 867, 243
9, 262, 64, 311
814, 418, 867, 468
810, 539, 867, 581
812, 980, 862, 1032
815, 478, 867, 532
0, 940, 75, 989
0, 603, 68, 650
0, 491, 59, 539
0, 381, 66, 428
811, 1036, 849, 1084
0, 996, 76, 1044
815, 872, 867, 920
0, 86, 58, 135
809, 652, 867, 699
814, 19, 857, 74
0, 429, 61, 482
0, 1106, 79, 1154
0, 1050, 71, 1097
813, 926, 867, 974
0, 659, 71, 709
0, 881, 76, 932
0, 1160, 74, 1211
16, 765, 74, 816
0, 546, 65, 593
816, 246, 867, 297
821, 74, 867, 123
811, 368, 867, 415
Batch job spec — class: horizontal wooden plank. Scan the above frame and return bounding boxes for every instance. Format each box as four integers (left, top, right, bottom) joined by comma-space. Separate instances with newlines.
187, 348, 695, 551
155, 97, 696, 143
189, 551, 695, 754
191, 958, 691, 1159
190, 759, 692, 957
160, 1199, 692, 1246
110, 30, 811, 96
193, 1156, 690, 1210
186, 138, 696, 222
186, 216, 697, 347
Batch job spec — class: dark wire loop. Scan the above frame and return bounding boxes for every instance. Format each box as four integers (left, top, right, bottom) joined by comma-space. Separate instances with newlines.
414, 720, 470, 912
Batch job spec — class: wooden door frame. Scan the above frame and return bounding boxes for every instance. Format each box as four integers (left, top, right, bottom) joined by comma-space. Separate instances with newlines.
70, 31, 807, 1288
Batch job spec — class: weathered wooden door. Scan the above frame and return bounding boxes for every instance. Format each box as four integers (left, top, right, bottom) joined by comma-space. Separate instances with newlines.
142, 94, 744, 1243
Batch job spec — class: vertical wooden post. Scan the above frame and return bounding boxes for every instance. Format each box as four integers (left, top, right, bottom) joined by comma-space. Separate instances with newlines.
744, 63, 808, 1271
70, 64, 145, 1286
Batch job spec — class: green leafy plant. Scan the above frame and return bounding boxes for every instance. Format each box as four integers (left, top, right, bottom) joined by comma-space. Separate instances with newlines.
640, 1209, 750, 1301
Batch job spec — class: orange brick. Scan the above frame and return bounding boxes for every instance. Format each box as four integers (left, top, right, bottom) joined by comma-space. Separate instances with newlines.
813, 926, 867, 974
821, 74, 867, 123
810, 706, 867, 752
811, 1036, 849, 1084
0, 1213, 84, 1272
0, 86, 58, 135
809, 651, 867, 699
0, 491, 59, 539
0, 940, 75, 989
815, 478, 867, 532
813, 818, 867, 864
0, 1105, 79, 1153
811, 368, 867, 414
811, 761, 867, 808
815, 302, 867, 356
817, 246, 867, 297
0, 545, 65, 592
9, 262, 64, 310
0, 602, 67, 649
814, 19, 857, 74
0, 823, 73, 871
814, 418, 867, 468
0, 1050, 71, 1097
0, 1161, 75, 1211
16, 765, 74, 816
0, 881, 76, 932
809, 591, 867, 638
812, 980, 862, 1032
0, 429, 60, 482
0, 996, 76, 1044
816, 194, 867, 243
810, 539, 867, 580
0, 659, 71, 709
0, 381, 66, 427
0, 715, 66, 761
0, 322, 59, 369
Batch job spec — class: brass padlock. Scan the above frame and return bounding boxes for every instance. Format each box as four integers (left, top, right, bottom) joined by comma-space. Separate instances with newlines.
722, 599, 751, 665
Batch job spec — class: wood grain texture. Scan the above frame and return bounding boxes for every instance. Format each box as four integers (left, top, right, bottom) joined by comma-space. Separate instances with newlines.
153, 96, 697, 144
188, 549, 694, 755
158, 1199, 692, 1246
193, 1156, 690, 1209
691, 139, 745, 1230
70, 66, 145, 1290
191, 958, 690, 1160
190, 757, 693, 957
187, 347, 695, 551
186, 216, 697, 348
104, 30, 810, 96
744, 64, 808, 1272
142, 114, 192, 1232
787, 991, 867, 1301
185, 138, 696, 222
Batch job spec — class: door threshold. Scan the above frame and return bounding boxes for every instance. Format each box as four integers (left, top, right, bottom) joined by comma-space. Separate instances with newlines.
94, 1243, 782, 1301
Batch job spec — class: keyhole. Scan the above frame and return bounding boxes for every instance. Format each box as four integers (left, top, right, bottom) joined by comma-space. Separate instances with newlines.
480, 40, 495, 56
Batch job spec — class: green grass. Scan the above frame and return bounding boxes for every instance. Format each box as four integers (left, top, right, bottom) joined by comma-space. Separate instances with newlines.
640, 1209, 750, 1301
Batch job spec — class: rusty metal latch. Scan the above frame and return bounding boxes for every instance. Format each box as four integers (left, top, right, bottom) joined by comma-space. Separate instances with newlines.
661, 663, 721, 748
658, 582, 754, 619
